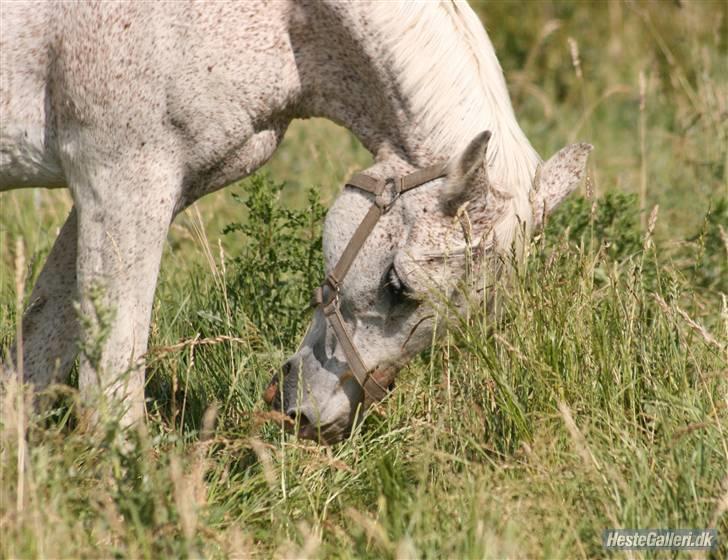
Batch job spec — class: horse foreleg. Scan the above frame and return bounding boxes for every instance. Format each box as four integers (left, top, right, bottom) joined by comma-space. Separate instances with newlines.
5, 208, 79, 390
69, 152, 180, 427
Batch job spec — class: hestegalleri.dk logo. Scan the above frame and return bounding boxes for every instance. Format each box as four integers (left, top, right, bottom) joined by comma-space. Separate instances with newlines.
602, 529, 717, 550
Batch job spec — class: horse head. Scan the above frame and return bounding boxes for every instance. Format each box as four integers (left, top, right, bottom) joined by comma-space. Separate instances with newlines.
267, 131, 592, 443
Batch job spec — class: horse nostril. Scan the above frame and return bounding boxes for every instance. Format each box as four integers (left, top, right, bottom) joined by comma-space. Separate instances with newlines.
282, 361, 292, 377
287, 410, 311, 428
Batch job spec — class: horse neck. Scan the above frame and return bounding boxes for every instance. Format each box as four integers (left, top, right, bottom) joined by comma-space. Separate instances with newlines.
292, 1, 541, 194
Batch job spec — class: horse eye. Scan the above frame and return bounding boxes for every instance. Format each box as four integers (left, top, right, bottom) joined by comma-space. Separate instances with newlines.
385, 264, 411, 300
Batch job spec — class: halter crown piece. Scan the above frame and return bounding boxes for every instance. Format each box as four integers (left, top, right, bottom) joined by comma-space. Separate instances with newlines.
310, 163, 448, 403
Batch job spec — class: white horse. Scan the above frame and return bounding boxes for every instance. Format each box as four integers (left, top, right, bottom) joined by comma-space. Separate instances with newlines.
1, 1, 590, 435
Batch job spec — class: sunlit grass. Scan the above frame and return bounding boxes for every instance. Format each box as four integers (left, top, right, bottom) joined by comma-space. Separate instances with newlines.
2, 1, 727, 558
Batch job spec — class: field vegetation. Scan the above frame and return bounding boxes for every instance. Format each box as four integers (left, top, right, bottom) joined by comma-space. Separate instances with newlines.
1, 1, 726, 557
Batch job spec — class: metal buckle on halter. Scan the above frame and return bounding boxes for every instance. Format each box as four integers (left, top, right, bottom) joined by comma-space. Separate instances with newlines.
325, 275, 341, 306
310, 274, 340, 309
374, 177, 402, 214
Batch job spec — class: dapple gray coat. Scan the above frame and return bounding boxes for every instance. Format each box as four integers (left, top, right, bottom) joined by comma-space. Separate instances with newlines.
1, 1, 590, 439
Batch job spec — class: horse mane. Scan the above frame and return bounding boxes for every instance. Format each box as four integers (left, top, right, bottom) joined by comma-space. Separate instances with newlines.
369, 0, 541, 240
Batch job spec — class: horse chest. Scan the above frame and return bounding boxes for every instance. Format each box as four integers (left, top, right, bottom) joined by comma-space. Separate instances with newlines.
0, 120, 64, 191
0, 3, 63, 190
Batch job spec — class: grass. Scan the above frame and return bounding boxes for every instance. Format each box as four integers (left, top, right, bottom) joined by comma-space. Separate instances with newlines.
1, 1, 727, 558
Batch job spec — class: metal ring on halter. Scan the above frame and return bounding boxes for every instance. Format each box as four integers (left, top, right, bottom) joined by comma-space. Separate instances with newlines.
310, 276, 340, 308
380, 177, 401, 213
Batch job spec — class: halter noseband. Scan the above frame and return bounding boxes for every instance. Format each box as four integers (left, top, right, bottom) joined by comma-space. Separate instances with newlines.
310, 163, 448, 403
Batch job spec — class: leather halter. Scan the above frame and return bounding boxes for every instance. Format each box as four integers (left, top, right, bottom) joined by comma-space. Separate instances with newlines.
310, 163, 448, 403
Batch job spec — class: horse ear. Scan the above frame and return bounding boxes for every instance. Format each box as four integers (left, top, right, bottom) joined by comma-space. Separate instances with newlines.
440, 130, 492, 216
531, 143, 593, 229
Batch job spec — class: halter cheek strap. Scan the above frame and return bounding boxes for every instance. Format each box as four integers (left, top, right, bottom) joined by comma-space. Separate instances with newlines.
310, 163, 448, 403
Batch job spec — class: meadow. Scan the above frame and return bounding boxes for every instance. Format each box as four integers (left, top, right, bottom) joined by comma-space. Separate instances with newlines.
1, 1, 726, 557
